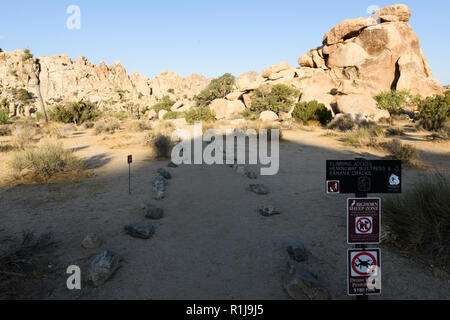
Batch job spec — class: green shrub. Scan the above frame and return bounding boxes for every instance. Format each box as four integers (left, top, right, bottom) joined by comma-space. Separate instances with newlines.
383, 172, 450, 266
0, 98, 9, 109
10, 141, 84, 179
194, 73, 235, 107
50, 101, 99, 125
374, 90, 419, 115
114, 110, 129, 120
416, 91, 450, 131
151, 95, 175, 113
35, 111, 43, 122
163, 111, 186, 120
292, 100, 332, 125
0, 109, 9, 125
250, 84, 300, 115
185, 107, 215, 124
167, 88, 175, 94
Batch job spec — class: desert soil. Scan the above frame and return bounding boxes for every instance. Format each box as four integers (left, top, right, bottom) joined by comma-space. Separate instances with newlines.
0, 123, 449, 300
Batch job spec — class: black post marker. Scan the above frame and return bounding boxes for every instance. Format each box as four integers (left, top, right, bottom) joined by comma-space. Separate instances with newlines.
128, 155, 132, 194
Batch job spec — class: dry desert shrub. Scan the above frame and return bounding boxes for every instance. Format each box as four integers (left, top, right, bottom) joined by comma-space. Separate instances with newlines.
385, 126, 405, 136
327, 116, 356, 132
12, 123, 35, 149
383, 172, 450, 267
125, 120, 153, 132
0, 125, 12, 136
10, 141, 84, 180
343, 126, 384, 148
381, 139, 419, 166
94, 120, 121, 135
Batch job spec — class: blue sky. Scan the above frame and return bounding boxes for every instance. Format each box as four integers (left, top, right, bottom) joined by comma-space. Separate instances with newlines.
1, 0, 449, 84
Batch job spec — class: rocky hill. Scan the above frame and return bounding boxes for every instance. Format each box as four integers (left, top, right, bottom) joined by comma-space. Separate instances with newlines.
0, 50, 211, 117
0, 4, 444, 121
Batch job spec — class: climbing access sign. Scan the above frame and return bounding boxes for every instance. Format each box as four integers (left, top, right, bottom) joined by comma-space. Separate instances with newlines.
326, 160, 401, 194
347, 198, 381, 245
348, 249, 381, 296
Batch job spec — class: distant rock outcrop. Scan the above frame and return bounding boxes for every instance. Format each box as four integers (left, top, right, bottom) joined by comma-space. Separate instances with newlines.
0, 50, 210, 116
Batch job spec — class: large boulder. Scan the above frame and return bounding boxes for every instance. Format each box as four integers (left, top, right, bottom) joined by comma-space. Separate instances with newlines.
375, 4, 411, 22
235, 71, 265, 91
323, 17, 376, 45
261, 62, 292, 78
295, 4, 442, 103
336, 95, 390, 122
209, 99, 245, 120
259, 111, 279, 121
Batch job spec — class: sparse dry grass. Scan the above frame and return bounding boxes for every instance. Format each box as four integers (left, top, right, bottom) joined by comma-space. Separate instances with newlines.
12, 123, 35, 149
343, 126, 384, 148
9, 141, 85, 181
94, 120, 121, 135
383, 172, 450, 267
381, 139, 420, 167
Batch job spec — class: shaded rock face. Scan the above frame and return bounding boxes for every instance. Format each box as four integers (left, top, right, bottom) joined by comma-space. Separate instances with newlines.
0, 50, 211, 116
297, 3, 443, 105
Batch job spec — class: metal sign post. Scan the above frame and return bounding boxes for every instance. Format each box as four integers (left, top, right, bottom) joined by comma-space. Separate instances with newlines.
128, 155, 132, 195
326, 158, 400, 300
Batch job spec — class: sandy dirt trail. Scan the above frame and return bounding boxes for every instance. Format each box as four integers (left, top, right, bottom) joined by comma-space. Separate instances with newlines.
0, 128, 449, 300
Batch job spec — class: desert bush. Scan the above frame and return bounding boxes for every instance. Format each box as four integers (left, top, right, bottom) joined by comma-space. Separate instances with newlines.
52, 124, 75, 139
382, 139, 419, 166
185, 106, 215, 124
385, 126, 405, 136
383, 172, 450, 266
50, 100, 99, 125
416, 118, 447, 131
416, 91, 450, 126
12, 124, 35, 149
194, 73, 235, 107
327, 115, 356, 131
343, 126, 384, 148
94, 121, 120, 135
10, 141, 84, 179
0, 125, 12, 136
250, 84, 300, 115
153, 135, 172, 159
0, 109, 9, 125
151, 95, 175, 113
126, 120, 152, 132
114, 110, 129, 120
84, 122, 95, 129
163, 111, 186, 120
375, 89, 420, 115
292, 100, 333, 125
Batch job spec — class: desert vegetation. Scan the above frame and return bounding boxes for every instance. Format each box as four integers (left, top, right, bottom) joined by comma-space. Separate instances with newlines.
383, 172, 450, 267
249, 84, 299, 116
10, 141, 85, 180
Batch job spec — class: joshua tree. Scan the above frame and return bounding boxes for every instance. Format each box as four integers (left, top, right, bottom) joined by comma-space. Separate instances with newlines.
21, 47, 48, 122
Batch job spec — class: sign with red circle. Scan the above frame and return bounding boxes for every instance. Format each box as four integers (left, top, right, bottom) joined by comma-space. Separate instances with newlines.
348, 249, 381, 296
347, 198, 381, 244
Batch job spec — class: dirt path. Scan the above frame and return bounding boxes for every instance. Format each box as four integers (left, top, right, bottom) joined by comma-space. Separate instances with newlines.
0, 127, 449, 300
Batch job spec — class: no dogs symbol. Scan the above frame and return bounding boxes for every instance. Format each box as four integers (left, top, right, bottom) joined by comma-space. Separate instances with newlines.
355, 217, 373, 234
351, 251, 378, 277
